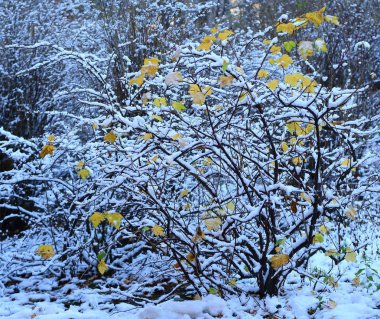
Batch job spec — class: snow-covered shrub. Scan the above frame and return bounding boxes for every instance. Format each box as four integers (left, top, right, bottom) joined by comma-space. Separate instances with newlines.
0, 6, 376, 298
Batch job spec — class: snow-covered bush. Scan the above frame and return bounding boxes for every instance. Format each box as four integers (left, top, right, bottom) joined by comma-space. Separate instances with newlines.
0, 6, 377, 299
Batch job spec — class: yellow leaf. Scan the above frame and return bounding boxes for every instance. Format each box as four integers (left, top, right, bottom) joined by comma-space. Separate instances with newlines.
77, 168, 90, 180
315, 38, 327, 53
141, 57, 160, 77
345, 248, 357, 262
172, 101, 186, 112
104, 131, 117, 144
151, 115, 163, 122
203, 157, 213, 166
228, 278, 237, 287
285, 73, 304, 87
345, 206, 357, 220
218, 75, 234, 88
263, 39, 272, 45
298, 41, 314, 60
276, 54, 293, 69
270, 254, 290, 269
301, 77, 318, 93
180, 189, 190, 197
352, 276, 360, 287
106, 212, 123, 229
188, 84, 212, 105
270, 45, 281, 54
266, 79, 279, 90
218, 29, 234, 41
36, 245, 55, 260
211, 26, 219, 34
197, 35, 216, 51
89, 212, 104, 228
47, 135, 56, 142
152, 225, 165, 236
226, 201, 235, 211
153, 97, 167, 107
276, 22, 296, 34
326, 300, 337, 309
92, 122, 98, 130
305, 7, 326, 27
172, 133, 182, 140
300, 192, 312, 203
275, 246, 283, 253
319, 225, 329, 234
75, 161, 85, 169
313, 233, 324, 243
325, 249, 338, 257
98, 259, 108, 275
281, 142, 288, 152
292, 156, 303, 165
204, 216, 222, 231
40, 144, 56, 158
129, 73, 145, 86
341, 158, 351, 167
325, 15, 339, 26
142, 133, 153, 141
258, 70, 269, 79
286, 122, 302, 135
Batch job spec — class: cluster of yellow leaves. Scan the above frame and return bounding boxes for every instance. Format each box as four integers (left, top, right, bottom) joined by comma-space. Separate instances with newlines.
305, 7, 326, 27
36, 245, 54, 260
270, 254, 290, 269
285, 73, 318, 93
89, 211, 123, 229
129, 57, 160, 86
188, 84, 212, 105
197, 29, 234, 51
40, 135, 56, 158
75, 161, 90, 180
197, 35, 217, 51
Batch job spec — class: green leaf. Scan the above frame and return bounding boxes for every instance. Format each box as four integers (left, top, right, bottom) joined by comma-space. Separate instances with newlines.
172, 101, 186, 112
208, 287, 218, 295
283, 41, 296, 52
97, 250, 106, 261
222, 60, 229, 72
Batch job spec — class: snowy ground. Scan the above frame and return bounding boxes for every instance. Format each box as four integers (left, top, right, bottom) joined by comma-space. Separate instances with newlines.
1, 252, 379, 319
